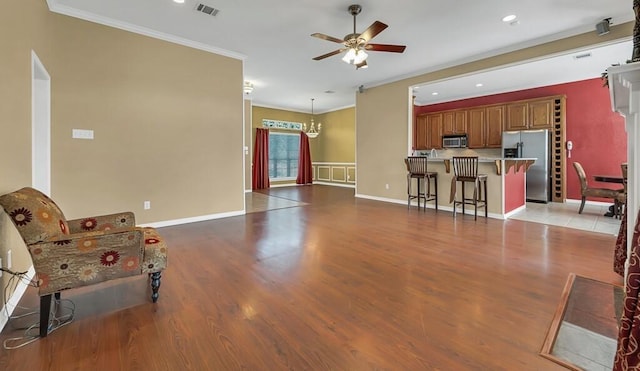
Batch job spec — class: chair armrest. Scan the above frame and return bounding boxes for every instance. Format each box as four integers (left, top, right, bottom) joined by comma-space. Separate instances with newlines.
67, 212, 136, 233
28, 228, 144, 295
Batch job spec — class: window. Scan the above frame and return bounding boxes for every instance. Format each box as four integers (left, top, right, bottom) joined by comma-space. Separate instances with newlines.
269, 133, 299, 180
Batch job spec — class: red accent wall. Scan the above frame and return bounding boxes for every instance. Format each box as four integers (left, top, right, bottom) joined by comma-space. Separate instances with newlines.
416, 78, 627, 200
504, 167, 525, 213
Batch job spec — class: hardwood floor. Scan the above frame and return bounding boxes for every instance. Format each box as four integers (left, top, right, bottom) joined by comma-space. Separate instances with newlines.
0, 185, 623, 370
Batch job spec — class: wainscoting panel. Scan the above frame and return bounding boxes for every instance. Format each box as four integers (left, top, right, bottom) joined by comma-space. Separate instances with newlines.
312, 162, 356, 188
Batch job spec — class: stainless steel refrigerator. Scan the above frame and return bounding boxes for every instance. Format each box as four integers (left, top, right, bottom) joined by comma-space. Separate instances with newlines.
502, 130, 550, 203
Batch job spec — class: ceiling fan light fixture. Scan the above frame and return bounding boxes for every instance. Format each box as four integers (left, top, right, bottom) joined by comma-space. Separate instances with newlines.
356, 60, 368, 69
342, 48, 368, 65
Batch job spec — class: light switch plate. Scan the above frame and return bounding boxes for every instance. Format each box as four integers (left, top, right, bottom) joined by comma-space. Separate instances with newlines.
72, 129, 94, 139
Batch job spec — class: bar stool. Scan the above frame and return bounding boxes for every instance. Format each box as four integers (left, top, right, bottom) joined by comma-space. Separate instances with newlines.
450, 156, 487, 220
404, 156, 438, 211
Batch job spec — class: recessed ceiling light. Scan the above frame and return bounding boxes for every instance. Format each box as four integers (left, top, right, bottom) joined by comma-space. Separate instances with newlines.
432, 92, 439, 96
324, 90, 335, 94
173, 0, 185, 3
475, 83, 483, 87
502, 14, 517, 22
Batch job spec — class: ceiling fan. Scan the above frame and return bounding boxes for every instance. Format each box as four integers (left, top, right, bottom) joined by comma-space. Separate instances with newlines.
311, 4, 406, 69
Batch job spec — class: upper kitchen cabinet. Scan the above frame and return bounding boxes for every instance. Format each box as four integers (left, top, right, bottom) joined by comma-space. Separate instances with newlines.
505, 102, 528, 131
427, 113, 443, 149
485, 105, 504, 148
443, 110, 467, 135
467, 105, 504, 149
415, 113, 443, 150
505, 98, 554, 131
466, 108, 486, 148
415, 114, 429, 150
528, 99, 554, 129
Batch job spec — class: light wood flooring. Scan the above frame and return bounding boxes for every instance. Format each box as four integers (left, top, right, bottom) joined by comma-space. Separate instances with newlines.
0, 185, 623, 370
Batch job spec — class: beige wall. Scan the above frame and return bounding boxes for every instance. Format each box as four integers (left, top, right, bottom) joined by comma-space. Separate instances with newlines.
250, 105, 356, 186
0, 1, 243, 304
315, 107, 356, 163
355, 22, 634, 202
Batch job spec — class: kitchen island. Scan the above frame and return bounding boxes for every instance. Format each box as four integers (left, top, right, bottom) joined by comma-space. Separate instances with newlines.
422, 157, 537, 219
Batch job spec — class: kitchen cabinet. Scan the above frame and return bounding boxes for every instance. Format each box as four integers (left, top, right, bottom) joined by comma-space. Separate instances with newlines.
427, 113, 443, 149
505, 99, 553, 130
506, 102, 528, 131
528, 99, 553, 129
467, 106, 503, 149
466, 108, 485, 148
415, 113, 443, 149
443, 110, 467, 135
415, 115, 428, 150
485, 105, 504, 148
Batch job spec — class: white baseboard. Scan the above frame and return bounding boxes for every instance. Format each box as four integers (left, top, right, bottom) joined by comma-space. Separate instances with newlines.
0, 265, 36, 332
313, 181, 355, 189
565, 198, 616, 207
354, 193, 505, 220
140, 210, 245, 228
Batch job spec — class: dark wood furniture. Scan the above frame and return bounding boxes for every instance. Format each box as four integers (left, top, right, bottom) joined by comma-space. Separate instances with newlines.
573, 162, 624, 215
451, 156, 487, 220
404, 156, 438, 211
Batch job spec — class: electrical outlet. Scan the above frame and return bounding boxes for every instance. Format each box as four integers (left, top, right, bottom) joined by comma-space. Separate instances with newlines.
144, 201, 151, 210
6, 250, 11, 269
385, 183, 390, 190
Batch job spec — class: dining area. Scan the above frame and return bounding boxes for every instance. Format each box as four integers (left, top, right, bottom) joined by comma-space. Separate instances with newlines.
572, 161, 628, 219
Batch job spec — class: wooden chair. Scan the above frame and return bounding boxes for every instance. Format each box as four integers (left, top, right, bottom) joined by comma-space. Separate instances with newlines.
614, 163, 628, 219
572, 162, 624, 214
450, 156, 487, 220
404, 157, 438, 211
0, 187, 168, 337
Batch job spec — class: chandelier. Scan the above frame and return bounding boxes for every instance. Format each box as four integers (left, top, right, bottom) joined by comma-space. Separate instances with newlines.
303, 98, 322, 139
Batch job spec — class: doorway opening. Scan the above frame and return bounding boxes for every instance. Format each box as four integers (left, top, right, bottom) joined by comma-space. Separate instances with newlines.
32, 51, 51, 196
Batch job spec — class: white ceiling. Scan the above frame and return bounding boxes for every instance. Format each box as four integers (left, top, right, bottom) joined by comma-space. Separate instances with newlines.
48, 0, 633, 113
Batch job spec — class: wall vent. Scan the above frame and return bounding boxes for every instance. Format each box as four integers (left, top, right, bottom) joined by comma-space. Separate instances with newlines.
573, 52, 592, 60
195, 3, 219, 17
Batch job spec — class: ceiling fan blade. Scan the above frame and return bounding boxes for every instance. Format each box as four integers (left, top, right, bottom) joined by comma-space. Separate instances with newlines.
356, 60, 368, 69
311, 33, 345, 44
364, 43, 406, 53
359, 21, 388, 42
313, 48, 347, 61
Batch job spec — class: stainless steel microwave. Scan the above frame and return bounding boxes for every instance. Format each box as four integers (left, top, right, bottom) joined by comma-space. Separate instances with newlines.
442, 134, 467, 148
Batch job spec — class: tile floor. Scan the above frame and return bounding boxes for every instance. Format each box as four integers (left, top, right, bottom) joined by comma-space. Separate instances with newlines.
546, 276, 622, 371
510, 201, 622, 236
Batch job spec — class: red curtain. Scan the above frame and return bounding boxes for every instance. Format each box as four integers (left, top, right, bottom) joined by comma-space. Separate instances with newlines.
614, 208, 640, 370
252, 128, 270, 190
296, 132, 313, 185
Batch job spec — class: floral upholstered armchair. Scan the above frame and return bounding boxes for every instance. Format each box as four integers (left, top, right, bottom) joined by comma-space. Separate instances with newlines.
0, 187, 168, 337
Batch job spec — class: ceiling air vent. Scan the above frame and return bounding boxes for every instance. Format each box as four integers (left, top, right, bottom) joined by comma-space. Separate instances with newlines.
573, 52, 592, 60
195, 3, 219, 17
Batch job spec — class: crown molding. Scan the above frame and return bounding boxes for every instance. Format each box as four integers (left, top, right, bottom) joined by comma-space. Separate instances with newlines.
46, 0, 246, 61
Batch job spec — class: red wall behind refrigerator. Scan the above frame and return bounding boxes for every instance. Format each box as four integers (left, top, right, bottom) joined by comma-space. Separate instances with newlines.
415, 78, 627, 201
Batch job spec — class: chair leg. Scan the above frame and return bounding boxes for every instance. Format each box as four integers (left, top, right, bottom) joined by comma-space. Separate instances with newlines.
406, 175, 411, 209
461, 181, 466, 216
434, 176, 438, 211
473, 181, 478, 221
150, 272, 162, 303
483, 180, 488, 218
39, 294, 53, 337
578, 196, 586, 214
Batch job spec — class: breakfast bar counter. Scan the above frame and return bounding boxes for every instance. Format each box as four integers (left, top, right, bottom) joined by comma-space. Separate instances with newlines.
423, 157, 537, 219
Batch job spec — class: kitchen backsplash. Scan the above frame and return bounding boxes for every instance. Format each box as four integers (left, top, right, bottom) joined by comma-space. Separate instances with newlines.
414, 148, 501, 158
